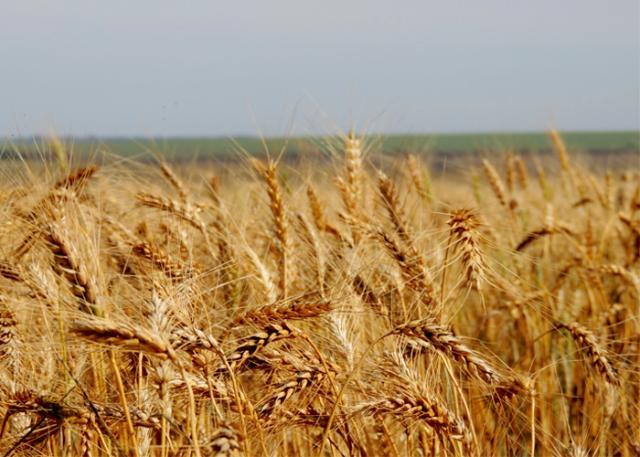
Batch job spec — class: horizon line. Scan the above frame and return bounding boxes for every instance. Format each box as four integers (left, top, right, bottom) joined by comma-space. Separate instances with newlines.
2, 127, 638, 143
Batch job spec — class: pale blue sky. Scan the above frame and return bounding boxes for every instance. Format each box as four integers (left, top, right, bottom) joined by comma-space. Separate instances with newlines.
1, 0, 638, 137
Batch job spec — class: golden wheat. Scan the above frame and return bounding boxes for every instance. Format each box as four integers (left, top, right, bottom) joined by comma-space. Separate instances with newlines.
0, 132, 637, 456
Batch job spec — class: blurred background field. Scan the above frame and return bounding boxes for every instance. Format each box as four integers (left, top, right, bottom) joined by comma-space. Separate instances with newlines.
2, 130, 638, 162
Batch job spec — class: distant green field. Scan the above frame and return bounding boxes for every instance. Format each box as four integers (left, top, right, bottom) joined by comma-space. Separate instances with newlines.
2, 130, 638, 160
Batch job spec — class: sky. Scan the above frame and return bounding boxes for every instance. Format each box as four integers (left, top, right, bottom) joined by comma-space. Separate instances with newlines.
1, 0, 638, 138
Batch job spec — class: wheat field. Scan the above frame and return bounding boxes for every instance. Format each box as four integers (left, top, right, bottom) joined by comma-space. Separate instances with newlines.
0, 131, 638, 456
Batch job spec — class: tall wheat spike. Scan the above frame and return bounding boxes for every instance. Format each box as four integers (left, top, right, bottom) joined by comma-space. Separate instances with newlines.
252, 158, 289, 299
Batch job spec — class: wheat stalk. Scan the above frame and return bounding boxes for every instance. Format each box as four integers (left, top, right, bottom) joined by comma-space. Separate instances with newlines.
252, 158, 289, 299
224, 322, 297, 371
447, 209, 486, 290
71, 318, 177, 360
378, 171, 413, 246
159, 161, 188, 202
553, 321, 620, 386
233, 300, 333, 327
44, 225, 100, 315
482, 159, 508, 207
353, 390, 471, 444
392, 320, 520, 389
406, 154, 431, 203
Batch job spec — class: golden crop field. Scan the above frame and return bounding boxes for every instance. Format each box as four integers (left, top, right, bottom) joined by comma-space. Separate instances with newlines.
0, 131, 638, 456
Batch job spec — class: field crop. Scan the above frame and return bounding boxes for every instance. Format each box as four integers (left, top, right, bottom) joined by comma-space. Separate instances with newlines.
0, 130, 638, 456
